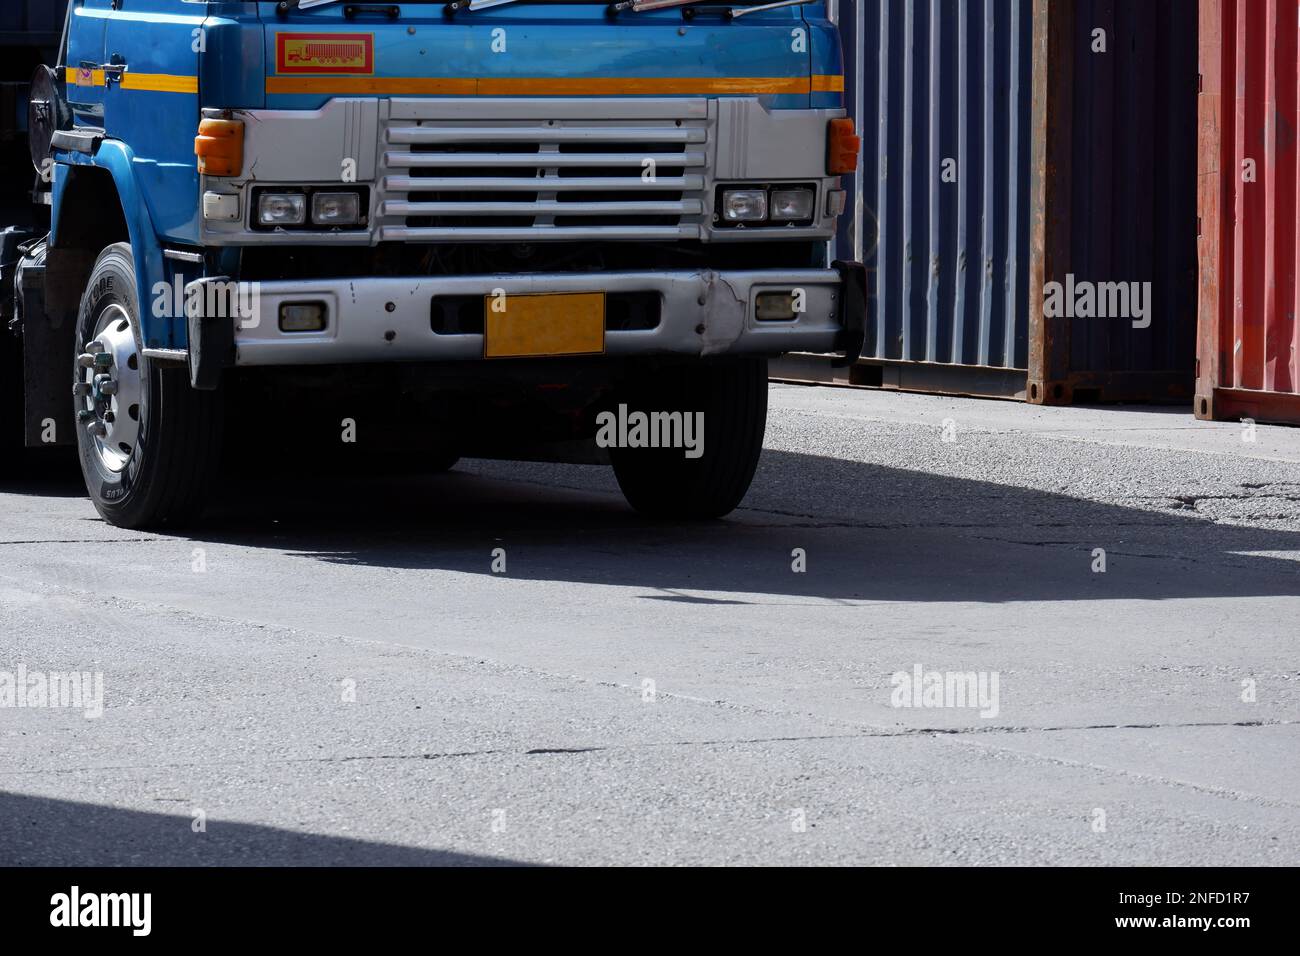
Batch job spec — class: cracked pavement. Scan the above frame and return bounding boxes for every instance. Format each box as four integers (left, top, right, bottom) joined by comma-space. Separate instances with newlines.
1, 384, 1298, 865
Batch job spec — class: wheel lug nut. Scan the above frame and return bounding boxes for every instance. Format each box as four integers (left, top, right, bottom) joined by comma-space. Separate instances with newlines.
99, 380, 118, 396
103, 411, 115, 424
85, 341, 105, 355
77, 409, 96, 424
93, 353, 113, 369
73, 382, 91, 398
77, 353, 96, 368
86, 421, 107, 439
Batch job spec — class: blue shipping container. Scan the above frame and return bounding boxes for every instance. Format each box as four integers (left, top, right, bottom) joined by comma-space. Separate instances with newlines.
843, 0, 1034, 381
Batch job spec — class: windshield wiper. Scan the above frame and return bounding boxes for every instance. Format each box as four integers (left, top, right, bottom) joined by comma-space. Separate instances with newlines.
445, 0, 527, 12
277, 0, 417, 14
726, 0, 814, 19
450, 0, 714, 12
290, 0, 814, 18
277, 0, 344, 11
608, 0, 706, 13
608, 0, 814, 17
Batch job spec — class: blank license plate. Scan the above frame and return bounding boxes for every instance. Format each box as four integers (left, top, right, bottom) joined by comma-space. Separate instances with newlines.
483, 292, 606, 359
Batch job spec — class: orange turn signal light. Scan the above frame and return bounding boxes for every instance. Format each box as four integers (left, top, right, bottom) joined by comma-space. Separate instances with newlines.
195, 118, 245, 178
827, 118, 861, 176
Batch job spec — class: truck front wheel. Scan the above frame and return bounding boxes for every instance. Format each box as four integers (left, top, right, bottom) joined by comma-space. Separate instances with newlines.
74, 243, 222, 529
609, 357, 768, 520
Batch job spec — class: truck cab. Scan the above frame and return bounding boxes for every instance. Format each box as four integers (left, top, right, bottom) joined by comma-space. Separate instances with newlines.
13, 0, 863, 528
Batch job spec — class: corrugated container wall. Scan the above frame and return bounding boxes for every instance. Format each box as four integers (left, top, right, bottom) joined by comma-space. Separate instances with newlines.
794, 0, 1202, 405
1196, 0, 1300, 424
1029, 0, 1199, 405
822, 0, 1034, 398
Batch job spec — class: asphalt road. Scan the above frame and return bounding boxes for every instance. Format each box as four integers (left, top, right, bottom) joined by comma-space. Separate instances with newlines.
2, 384, 1298, 866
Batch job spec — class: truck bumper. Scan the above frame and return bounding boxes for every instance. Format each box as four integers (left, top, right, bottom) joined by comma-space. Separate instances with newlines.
215, 268, 856, 368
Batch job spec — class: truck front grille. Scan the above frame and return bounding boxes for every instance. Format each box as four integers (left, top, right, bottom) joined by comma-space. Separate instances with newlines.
378, 100, 710, 242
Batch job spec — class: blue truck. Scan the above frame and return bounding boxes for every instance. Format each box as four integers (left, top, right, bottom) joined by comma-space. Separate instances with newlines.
3, 0, 863, 528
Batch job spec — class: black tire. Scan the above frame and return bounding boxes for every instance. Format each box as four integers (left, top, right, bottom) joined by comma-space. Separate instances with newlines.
609, 356, 768, 520
74, 243, 222, 529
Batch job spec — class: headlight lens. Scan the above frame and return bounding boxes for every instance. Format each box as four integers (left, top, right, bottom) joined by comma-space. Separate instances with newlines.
722, 189, 769, 223
258, 193, 307, 227
717, 184, 818, 228
312, 192, 363, 226
770, 188, 815, 222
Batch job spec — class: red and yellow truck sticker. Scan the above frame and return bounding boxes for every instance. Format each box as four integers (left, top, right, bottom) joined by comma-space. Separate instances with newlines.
276, 33, 374, 75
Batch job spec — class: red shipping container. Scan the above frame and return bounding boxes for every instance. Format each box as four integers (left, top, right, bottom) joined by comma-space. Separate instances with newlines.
1197, 0, 1300, 423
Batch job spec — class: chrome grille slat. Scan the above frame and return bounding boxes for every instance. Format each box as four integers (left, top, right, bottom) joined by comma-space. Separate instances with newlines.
383, 199, 705, 217
386, 126, 707, 145
383, 225, 698, 241
384, 175, 703, 192
385, 151, 708, 169
377, 99, 711, 242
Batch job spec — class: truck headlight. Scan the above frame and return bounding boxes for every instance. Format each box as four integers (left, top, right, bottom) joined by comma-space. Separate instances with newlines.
258, 193, 307, 227
312, 192, 364, 227
721, 189, 769, 223
770, 188, 815, 222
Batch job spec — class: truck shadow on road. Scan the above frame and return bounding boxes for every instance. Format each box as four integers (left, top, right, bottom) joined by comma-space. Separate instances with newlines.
183, 449, 1300, 604
0, 791, 534, 866
0, 451, 84, 498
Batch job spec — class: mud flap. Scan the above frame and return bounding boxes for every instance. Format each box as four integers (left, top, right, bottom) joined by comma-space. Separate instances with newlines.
185, 276, 235, 391
831, 260, 867, 369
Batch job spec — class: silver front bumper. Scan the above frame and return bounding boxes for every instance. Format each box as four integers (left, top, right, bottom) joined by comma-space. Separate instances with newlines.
232, 269, 846, 366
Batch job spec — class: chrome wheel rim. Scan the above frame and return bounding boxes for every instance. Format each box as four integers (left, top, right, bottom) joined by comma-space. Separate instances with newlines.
77, 303, 143, 474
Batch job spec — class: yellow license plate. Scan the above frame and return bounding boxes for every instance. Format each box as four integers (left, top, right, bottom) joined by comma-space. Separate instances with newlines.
483, 292, 606, 359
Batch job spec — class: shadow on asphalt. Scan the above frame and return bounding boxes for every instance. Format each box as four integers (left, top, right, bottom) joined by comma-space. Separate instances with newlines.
0, 792, 532, 866
5, 448, 1300, 602
0, 450, 83, 498
185, 450, 1300, 603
